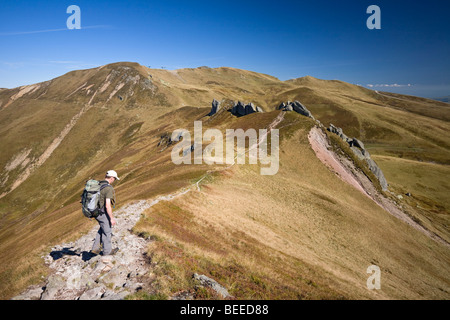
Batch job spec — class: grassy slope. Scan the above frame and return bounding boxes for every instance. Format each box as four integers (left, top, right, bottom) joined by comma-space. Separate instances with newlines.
132, 111, 449, 299
0, 63, 284, 298
276, 76, 450, 244
0, 63, 448, 299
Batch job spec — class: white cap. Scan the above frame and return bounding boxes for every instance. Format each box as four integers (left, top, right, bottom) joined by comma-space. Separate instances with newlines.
106, 170, 120, 180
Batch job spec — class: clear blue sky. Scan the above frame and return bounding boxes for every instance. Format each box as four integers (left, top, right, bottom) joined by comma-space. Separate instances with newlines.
1, 0, 449, 98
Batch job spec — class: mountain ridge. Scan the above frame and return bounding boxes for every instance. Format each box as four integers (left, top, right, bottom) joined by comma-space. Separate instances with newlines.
0, 62, 449, 299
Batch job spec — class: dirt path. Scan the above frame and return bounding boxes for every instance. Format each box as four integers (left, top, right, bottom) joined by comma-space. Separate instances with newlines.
13, 187, 194, 300
374, 90, 412, 103
14, 113, 448, 300
14, 113, 286, 300
229, 111, 285, 167
308, 126, 449, 248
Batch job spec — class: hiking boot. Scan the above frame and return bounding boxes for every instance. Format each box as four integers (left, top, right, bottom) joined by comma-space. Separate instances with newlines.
90, 248, 101, 256
110, 247, 119, 255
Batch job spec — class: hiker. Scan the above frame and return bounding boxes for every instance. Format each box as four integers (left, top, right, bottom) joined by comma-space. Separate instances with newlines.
91, 170, 120, 256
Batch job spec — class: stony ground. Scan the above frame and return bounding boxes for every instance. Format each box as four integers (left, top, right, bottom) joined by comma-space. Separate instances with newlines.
12, 113, 287, 301
15, 114, 445, 300
13, 187, 233, 300
14, 200, 153, 300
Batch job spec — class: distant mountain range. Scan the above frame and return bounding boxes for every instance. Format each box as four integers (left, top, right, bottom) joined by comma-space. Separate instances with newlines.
433, 95, 450, 103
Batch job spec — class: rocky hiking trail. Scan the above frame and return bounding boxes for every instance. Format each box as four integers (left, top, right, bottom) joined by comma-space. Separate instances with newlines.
13, 189, 232, 300
12, 112, 287, 300
13, 108, 447, 300
14, 200, 155, 300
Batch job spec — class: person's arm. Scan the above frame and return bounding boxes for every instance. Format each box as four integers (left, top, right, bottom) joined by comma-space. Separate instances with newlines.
105, 198, 117, 227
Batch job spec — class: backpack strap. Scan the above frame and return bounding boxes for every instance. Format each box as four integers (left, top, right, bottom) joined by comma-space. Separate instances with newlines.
99, 183, 116, 209
99, 183, 110, 191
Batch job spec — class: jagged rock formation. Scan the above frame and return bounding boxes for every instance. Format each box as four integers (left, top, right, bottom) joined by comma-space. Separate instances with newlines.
230, 101, 263, 116
231, 101, 263, 116
327, 123, 388, 191
278, 101, 388, 192
208, 99, 221, 116
278, 100, 315, 119
207, 99, 263, 117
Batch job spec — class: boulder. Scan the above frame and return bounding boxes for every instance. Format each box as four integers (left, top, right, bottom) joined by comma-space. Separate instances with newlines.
97, 265, 129, 290
352, 138, 365, 150
245, 102, 257, 115
40, 275, 65, 300
328, 124, 344, 137
79, 285, 106, 300
292, 101, 312, 117
11, 285, 43, 300
350, 146, 365, 160
279, 101, 313, 119
193, 273, 232, 299
230, 101, 263, 117
209, 99, 220, 116
328, 124, 337, 134
234, 101, 246, 116
366, 158, 388, 191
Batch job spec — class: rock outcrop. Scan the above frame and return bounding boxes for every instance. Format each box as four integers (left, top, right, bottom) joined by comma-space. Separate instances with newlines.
192, 273, 232, 299
207, 99, 263, 117
276, 101, 387, 191
278, 101, 314, 119
230, 101, 263, 117
327, 124, 388, 191
208, 99, 221, 116
231, 101, 246, 116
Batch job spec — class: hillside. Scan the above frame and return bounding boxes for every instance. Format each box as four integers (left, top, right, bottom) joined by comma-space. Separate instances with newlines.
434, 96, 450, 103
0, 62, 449, 299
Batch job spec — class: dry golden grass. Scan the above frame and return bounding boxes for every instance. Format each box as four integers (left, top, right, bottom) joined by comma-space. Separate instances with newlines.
0, 62, 449, 299
373, 155, 450, 243
131, 114, 450, 299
